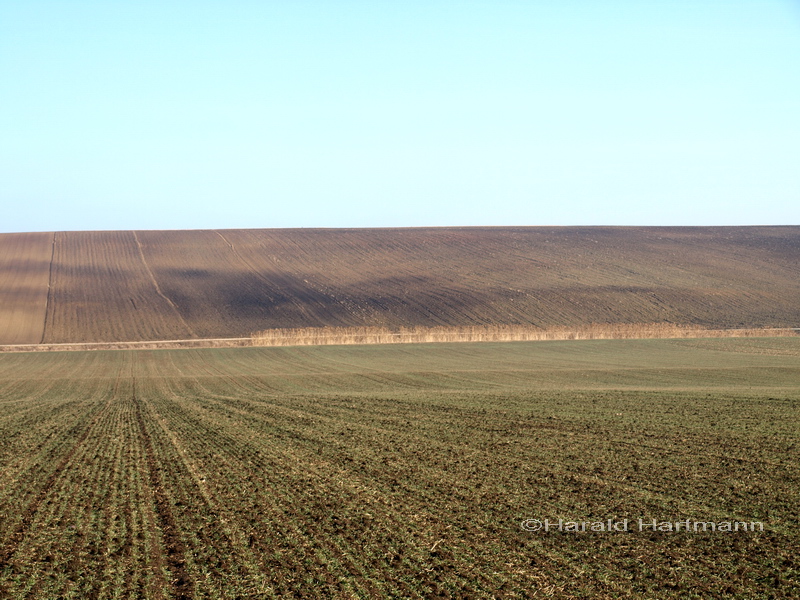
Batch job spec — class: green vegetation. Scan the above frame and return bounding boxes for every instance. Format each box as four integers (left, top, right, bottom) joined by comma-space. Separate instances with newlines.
1, 338, 798, 598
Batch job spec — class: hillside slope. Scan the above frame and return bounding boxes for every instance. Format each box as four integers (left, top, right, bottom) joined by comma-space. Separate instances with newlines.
0, 232, 53, 344
0, 226, 797, 344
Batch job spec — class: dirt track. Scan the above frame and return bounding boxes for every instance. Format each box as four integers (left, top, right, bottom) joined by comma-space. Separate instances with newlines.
1, 326, 797, 353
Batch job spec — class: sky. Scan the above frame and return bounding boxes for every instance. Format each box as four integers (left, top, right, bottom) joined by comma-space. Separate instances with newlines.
1, 1, 799, 232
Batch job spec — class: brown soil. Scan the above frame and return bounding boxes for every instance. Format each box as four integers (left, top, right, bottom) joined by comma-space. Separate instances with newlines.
0, 232, 53, 344
0, 226, 797, 345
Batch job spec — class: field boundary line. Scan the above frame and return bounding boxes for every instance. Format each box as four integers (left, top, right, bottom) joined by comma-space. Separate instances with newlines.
39, 231, 56, 344
132, 231, 197, 339
1, 326, 798, 353
252, 324, 800, 347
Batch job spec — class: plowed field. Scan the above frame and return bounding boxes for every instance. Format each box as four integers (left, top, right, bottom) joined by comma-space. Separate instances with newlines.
1, 338, 798, 598
0, 227, 798, 344
0, 232, 53, 344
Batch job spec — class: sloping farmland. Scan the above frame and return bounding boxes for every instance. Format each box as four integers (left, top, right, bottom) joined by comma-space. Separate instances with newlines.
135, 226, 800, 339
0, 233, 53, 344
0, 226, 798, 345
41, 231, 197, 343
212, 226, 800, 331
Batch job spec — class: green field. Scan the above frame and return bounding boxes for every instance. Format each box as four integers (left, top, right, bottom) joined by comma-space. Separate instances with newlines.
1, 338, 798, 599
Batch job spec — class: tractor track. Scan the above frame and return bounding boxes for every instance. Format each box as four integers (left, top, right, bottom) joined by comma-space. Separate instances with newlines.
132, 377, 194, 600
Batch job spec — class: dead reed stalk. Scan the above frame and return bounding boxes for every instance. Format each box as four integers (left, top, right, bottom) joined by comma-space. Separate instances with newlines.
250, 324, 798, 347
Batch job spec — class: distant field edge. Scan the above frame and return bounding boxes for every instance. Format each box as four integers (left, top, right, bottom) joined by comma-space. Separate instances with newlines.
1, 323, 798, 353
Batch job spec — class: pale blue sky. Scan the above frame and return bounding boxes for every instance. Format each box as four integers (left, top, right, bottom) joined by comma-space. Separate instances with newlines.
1, 1, 799, 232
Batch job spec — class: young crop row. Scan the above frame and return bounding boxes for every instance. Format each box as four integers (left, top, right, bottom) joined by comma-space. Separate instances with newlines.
0, 375, 164, 599
0, 341, 798, 598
